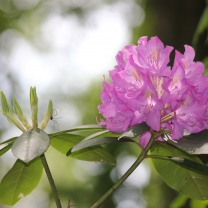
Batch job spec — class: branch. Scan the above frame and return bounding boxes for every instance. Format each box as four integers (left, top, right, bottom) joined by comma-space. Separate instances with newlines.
91, 131, 159, 208
40, 154, 62, 208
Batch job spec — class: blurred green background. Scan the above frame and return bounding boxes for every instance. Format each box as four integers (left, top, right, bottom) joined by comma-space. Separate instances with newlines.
0, 0, 208, 208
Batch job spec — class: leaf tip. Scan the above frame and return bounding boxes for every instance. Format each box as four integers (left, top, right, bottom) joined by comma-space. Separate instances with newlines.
66, 149, 72, 157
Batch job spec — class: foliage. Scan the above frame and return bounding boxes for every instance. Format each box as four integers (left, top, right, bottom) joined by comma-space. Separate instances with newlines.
0, 89, 147, 206
1, 88, 208, 206
1, 1, 208, 208
151, 142, 208, 200
0, 158, 43, 206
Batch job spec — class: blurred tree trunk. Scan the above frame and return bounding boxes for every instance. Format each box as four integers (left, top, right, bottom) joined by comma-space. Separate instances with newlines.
133, 0, 207, 61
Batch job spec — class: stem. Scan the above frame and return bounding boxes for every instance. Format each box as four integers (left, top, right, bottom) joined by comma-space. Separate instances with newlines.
91, 132, 158, 208
145, 154, 169, 160
40, 154, 62, 208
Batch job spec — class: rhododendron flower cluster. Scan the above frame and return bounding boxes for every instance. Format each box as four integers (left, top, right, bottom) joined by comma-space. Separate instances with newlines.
98, 36, 208, 147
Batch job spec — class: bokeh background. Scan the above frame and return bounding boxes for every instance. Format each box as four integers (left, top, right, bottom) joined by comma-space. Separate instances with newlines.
0, 0, 208, 208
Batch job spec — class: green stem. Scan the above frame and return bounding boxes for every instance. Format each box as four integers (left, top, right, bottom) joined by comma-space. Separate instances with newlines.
40, 154, 62, 208
145, 155, 170, 160
91, 132, 159, 208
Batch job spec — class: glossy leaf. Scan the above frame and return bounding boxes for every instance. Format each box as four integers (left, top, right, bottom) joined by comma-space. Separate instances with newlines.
167, 130, 208, 154
169, 157, 208, 174
0, 158, 43, 206
49, 124, 105, 138
70, 146, 117, 165
118, 122, 150, 139
69, 137, 133, 154
82, 130, 120, 141
68, 129, 123, 154
0, 137, 18, 146
0, 137, 17, 156
64, 129, 108, 138
12, 128, 50, 163
51, 134, 117, 164
50, 134, 84, 154
151, 142, 208, 200
0, 143, 13, 156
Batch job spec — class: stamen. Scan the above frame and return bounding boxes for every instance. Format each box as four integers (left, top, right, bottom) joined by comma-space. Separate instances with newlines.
131, 68, 140, 80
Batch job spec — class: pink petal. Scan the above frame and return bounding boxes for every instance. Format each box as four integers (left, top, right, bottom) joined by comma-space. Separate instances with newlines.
139, 131, 151, 148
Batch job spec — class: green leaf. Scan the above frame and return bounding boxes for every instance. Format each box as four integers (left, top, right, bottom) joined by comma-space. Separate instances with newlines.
0, 158, 43, 206
50, 134, 84, 154
66, 124, 105, 130
203, 56, 208, 74
12, 128, 50, 163
82, 130, 120, 141
169, 157, 208, 174
0, 137, 18, 146
167, 130, 208, 154
69, 137, 133, 155
0, 137, 18, 156
150, 155, 208, 174
49, 124, 105, 138
0, 137, 18, 149
118, 122, 150, 139
70, 146, 117, 165
151, 142, 208, 200
192, 5, 208, 46
65, 129, 107, 138
170, 195, 188, 208
0, 143, 12, 156
68, 129, 123, 154
51, 134, 117, 164
190, 199, 208, 208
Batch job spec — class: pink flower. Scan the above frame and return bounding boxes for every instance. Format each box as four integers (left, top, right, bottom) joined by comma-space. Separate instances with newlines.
175, 103, 206, 134
139, 131, 151, 148
132, 36, 173, 76
98, 36, 208, 147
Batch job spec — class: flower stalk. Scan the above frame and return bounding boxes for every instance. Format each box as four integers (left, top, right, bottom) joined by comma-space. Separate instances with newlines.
40, 154, 62, 208
91, 131, 159, 208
